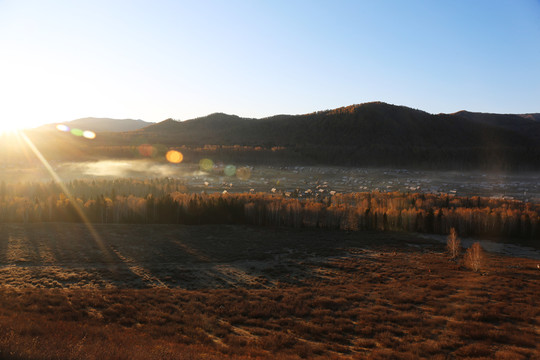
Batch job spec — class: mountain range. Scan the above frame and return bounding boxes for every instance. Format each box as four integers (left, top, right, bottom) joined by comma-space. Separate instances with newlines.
23, 102, 540, 170
134, 103, 539, 147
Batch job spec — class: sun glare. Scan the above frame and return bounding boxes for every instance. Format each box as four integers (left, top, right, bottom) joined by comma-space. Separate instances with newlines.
0, 123, 23, 136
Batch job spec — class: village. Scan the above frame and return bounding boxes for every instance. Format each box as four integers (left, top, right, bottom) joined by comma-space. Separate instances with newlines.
173, 164, 539, 203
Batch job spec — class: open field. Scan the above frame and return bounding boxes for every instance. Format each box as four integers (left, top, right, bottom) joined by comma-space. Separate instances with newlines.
0, 223, 452, 289
0, 223, 539, 359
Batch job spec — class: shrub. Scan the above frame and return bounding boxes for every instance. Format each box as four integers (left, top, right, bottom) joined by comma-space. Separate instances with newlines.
446, 227, 461, 259
464, 242, 485, 272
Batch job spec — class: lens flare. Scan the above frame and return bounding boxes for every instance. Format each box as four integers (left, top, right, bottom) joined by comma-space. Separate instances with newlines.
236, 166, 251, 180
83, 130, 96, 139
224, 164, 236, 176
166, 150, 183, 163
199, 158, 214, 172
19, 132, 112, 263
56, 124, 70, 132
138, 144, 156, 157
71, 128, 84, 136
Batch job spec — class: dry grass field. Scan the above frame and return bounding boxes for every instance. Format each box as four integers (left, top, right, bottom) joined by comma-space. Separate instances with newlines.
0, 223, 538, 359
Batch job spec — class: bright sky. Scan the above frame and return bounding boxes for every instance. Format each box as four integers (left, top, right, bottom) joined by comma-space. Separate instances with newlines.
1, 0, 539, 129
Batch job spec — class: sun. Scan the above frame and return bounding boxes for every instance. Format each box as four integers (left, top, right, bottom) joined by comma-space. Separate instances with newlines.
0, 116, 41, 135
0, 125, 22, 136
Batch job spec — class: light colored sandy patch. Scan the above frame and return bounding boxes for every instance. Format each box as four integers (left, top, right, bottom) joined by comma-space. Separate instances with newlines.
37, 243, 57, 264
346, 248, 380, 258
227, 323, 258, 340
171, 240, 211, 262
7, 235, 32, 263
213, 264, 265, 287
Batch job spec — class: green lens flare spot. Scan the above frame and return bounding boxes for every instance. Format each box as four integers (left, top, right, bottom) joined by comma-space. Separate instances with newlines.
224, 165, 236, 177
199, 158, 214, 172
71, 128, 84, 136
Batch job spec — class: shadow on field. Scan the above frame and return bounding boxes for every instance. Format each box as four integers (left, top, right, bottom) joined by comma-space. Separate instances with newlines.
0, 223, 539, 359
0, 223, 439, 289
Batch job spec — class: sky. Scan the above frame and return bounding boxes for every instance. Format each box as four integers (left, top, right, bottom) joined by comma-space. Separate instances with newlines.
1, 0, 539, 129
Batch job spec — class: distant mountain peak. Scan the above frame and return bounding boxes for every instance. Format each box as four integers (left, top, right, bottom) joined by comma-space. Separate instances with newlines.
46, 117, 154, 132
161, 118, 179, 123
190, 113, 247, 122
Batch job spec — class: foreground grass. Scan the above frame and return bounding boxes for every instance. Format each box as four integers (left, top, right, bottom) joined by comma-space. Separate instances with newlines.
0, 225, 538, 359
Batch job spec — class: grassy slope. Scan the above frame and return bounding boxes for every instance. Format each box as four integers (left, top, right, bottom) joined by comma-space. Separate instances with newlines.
0, 223, 538, 359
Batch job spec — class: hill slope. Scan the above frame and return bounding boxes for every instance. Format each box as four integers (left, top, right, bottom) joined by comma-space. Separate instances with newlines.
452, 111, 540, 142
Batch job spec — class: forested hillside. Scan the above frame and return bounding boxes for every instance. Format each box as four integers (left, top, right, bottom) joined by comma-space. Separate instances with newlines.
453, 110, 540, 142
18, 102, 540, 170
135, 103, 535, 149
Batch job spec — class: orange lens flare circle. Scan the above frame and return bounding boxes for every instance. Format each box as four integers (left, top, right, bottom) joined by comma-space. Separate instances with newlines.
166, 150, 183, 163
236, 167, 251, 180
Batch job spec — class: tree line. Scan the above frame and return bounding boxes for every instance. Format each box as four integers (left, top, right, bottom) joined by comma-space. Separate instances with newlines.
0, 179, 538, 239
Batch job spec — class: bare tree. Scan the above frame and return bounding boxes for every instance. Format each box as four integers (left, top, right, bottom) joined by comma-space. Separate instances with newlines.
464, 242, 485, 272
446, 227, 461, 260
